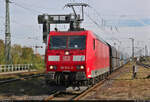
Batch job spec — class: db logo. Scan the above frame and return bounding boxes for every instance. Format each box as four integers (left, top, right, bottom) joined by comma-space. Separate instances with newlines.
63, 56, 70, 61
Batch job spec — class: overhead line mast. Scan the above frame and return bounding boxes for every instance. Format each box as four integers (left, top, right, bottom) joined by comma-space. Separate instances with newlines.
5, 0, 11, 64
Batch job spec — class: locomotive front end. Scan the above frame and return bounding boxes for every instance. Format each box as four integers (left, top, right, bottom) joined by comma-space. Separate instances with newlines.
45, 31, 87, 85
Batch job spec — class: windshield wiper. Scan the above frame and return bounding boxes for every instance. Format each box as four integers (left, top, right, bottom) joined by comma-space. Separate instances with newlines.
51, 46, 66, 49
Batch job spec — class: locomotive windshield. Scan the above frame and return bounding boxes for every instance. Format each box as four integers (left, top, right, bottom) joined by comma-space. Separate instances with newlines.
50, 35, 86, 50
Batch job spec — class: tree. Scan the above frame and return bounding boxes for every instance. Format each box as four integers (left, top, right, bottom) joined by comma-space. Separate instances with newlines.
11, 44, 23, 64
0, 40, 5, 64
21, 47, 34, 63
0, 39, 44, 70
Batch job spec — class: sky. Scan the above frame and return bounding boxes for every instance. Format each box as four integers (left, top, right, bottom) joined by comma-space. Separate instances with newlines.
0, 0, 150, 56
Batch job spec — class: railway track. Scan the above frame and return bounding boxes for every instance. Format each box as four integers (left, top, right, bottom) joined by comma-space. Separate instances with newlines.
73, 65, 130, 100
0, 73, 45, 85
136, 62, 150, 69
44, 88, 87, 100
44, 64, 130, 101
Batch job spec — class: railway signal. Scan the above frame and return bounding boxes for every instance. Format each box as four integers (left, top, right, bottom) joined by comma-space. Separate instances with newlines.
31, 45, 43, 54
38, 3, 89, 44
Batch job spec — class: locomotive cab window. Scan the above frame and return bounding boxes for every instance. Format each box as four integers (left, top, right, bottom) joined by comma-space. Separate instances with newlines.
50, 36, 67, 49
68, 36, 86, 50
50, 35, 86, 50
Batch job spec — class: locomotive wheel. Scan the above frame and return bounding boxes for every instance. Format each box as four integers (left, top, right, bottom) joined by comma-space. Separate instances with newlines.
107, 72, 109, 77
105, 73, 107, 79
106, 72, 109, 78
55, 73, 60, 85
104, 73, 106, 79
87, 79, 92, 88
89, 78, 95, 86
95, 77, 99, 83
57, 74, 61, 85
55, 74, 58, 85
101, 74, 104, 80
84, 80, 88, 86
92, 78, 96, 85
56, 73, 65, 85
99, 75, 102, 80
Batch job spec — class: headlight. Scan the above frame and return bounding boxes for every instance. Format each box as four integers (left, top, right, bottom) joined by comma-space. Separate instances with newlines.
48, 56, 60, 61
49, 65, 57, 70
73, 55, 85, 61
80, 65, 84, 69
65, 51, 69, 55
50, 65, 53, 69
76, 65, 85, 70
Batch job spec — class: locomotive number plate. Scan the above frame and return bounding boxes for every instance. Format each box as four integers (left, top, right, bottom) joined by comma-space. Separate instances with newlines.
60, 66, 73, 70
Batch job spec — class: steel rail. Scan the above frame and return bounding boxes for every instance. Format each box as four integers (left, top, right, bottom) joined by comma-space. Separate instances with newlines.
0, 73, 45, 85
44, 90, 85, 101
136, 62, 150, 69
44, 91, 61, 101
72, 65, 130, 100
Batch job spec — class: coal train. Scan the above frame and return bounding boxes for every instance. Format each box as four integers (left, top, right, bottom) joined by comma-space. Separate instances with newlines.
45, 30, 129, 86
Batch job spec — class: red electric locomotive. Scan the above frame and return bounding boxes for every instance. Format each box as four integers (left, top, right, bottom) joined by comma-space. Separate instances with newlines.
45, 30, 110, 85
38, 3, 128, 87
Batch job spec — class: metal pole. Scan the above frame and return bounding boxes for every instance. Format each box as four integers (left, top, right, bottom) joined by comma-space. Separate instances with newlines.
5, 0, 11, 64
82, 6, 84, 20
145, 45, 148, 56
145, 45, 146, 56
132, 39, 134, 58
129, 38, 134, 60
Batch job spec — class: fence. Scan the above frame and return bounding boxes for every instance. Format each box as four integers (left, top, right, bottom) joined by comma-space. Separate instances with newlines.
0, 64, 33, 73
